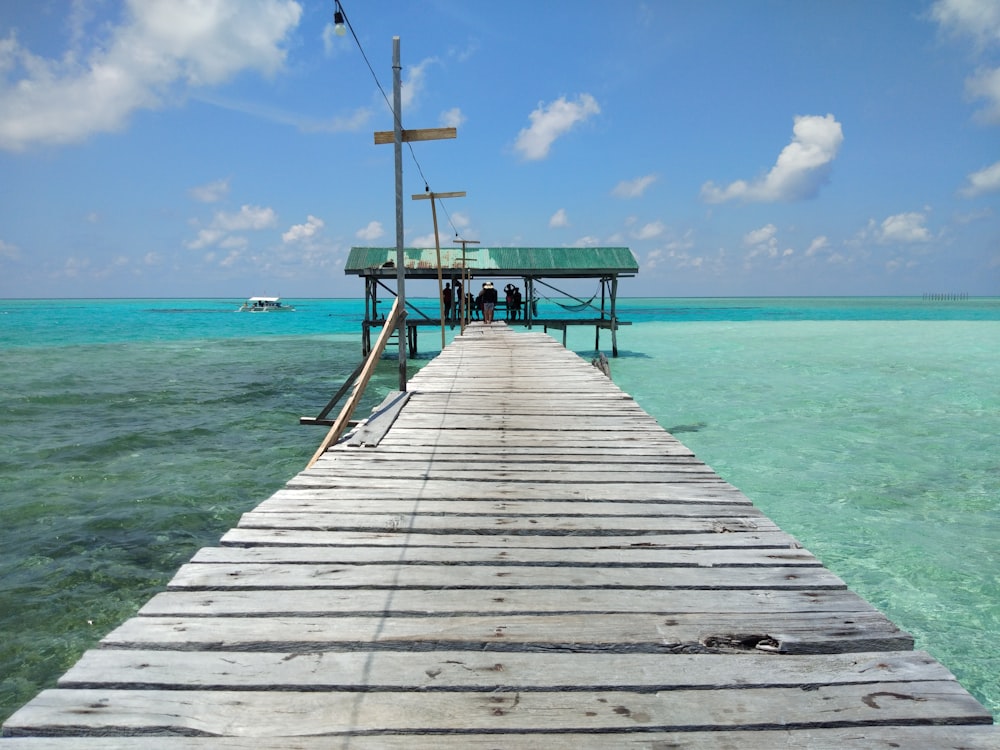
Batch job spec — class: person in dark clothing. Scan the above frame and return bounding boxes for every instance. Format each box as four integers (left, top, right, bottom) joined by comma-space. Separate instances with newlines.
481, 281, 498, 324
442, 283, 452, 323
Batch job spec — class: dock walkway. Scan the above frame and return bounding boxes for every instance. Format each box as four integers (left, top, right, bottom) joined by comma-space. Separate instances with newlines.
3, 323, 997, 747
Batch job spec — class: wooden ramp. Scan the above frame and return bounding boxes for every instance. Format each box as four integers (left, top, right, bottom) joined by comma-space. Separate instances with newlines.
3, 323, 997, 748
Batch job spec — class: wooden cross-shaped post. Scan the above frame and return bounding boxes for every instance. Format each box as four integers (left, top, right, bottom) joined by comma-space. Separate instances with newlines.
372, 37, 459, 390
412, 191, 466, 349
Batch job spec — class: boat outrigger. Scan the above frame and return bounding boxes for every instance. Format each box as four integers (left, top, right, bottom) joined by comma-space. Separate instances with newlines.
237, 296, 295, 312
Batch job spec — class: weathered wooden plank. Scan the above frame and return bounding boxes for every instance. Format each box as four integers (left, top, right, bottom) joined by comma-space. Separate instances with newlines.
5, 727, 1000, 748
102, 611, 909, 653
326, 447, 698, 461
235, 512, 773, 534
58, 649, 951, 690
277, 480, 747, 502
5, 682, 986, 737
219, 528, 801, 548
372, 431, 696, 447
250, 497, 761, 518
310, 454, 710, 471
299, 467, 721, 483
341, 390, 410, 446
165, 562, 842, 590
388, 415, 667, 430
138, 587, 889, 618
189, 545, 820, 567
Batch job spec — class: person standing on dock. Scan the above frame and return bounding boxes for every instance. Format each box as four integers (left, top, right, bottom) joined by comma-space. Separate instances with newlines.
442, 283, 452, 323
504, 283, 516, 321
481, 281, 498, 324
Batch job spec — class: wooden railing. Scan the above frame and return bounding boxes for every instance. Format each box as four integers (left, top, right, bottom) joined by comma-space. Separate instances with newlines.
306, 297, 401, 468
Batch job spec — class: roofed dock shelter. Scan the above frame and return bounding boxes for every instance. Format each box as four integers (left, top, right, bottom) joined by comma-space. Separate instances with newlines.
345, 245, 638, 356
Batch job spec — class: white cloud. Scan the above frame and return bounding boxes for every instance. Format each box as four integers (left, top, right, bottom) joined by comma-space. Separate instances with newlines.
967, 66, 1000, 123
409, 232, 438, 248
877, 211, 932, 244
743, 224, 778, 246
215, 205, 277, 231
187, 228, 226, 250
514, 93, 600, 161
440, 107, 465, 128
931, 1, 1000, 123
573, 235, 601, 247
283, 215, 324, 243
805, 236, 830, 256
449, 212, 472, 232
632, 221, 665, 240
401, 57, 437, 111
742, 223, 785, 266
189, 178, 230, 203
666, 230, 696, 253
931, 0, 1000, 48
701, 114, 844, 203
549, 208, 569, 228
356, 220, 384, 241
218, 249, 243, 267
186, 204, 277, 248
613, 174, 658, 198
0, 0, 302, 151
219, 234, 248, 250
961, 159, 1000, 196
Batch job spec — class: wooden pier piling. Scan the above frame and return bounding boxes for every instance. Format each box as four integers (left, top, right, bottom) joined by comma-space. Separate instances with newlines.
2, 323, 996, 746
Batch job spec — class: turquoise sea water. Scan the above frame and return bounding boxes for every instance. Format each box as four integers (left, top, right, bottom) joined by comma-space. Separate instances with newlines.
1, 297, 998, 722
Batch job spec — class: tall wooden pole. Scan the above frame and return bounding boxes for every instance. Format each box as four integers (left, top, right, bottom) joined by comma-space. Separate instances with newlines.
375, 40, 457, 382
392, 37, 407, 390
456, 240, 479, 333
430, 195, 445, 349
455, 238, 480, 332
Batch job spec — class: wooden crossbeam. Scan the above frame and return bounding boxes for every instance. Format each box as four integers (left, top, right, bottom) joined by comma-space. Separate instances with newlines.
411, 191, 466, 200
373, 127, 457, 145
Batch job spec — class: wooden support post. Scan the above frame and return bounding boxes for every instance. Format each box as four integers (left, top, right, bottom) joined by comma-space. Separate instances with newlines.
372, 37, 460, 389
412, 191, 466, 350
611, 275, 620, 357
455, 238, 479, 333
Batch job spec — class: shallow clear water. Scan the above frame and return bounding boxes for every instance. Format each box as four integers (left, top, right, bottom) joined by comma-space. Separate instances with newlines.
1, 297, 998, 721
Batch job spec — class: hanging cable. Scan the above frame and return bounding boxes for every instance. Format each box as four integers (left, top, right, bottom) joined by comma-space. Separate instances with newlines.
335, 1, 441, 212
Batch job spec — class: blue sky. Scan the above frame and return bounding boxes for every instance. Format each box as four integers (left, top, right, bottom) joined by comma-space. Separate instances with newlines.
1, 0, 998, 298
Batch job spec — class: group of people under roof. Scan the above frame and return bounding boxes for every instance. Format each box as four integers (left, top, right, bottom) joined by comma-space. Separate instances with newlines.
442, 281, 523, 325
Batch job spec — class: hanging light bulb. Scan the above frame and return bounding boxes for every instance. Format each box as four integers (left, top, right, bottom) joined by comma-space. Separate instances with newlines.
333, 3, 347, 36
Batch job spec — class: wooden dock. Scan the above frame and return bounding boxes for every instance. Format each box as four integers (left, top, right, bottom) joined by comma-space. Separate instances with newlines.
3, 323, 997, 747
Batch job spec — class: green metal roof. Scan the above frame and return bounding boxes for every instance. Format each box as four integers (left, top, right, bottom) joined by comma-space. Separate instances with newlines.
345, 246, 638, 278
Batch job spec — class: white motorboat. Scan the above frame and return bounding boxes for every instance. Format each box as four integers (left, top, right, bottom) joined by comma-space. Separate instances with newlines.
237, 296, 295, 312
